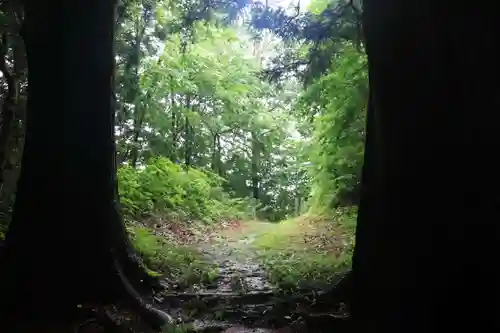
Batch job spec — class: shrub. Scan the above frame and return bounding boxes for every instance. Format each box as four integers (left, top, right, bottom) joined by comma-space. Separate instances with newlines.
118, 157, 250, 223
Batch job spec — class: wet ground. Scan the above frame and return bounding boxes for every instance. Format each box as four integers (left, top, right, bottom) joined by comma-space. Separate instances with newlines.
155, 231, 349, 333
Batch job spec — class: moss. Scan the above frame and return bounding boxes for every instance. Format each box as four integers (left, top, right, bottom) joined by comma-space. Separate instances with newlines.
251, 212, 355, 291
129, 226, 218, 287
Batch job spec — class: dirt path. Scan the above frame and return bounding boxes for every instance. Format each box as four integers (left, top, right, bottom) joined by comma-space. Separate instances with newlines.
155, 224, 349, 333
157, 229, 278, 332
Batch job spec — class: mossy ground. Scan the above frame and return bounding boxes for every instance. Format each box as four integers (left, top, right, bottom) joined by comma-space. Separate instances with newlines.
129, 225, 218, 287
245, 210, 356, 291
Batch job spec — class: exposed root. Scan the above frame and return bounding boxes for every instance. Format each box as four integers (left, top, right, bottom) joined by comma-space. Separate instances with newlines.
112, 248, 174, 330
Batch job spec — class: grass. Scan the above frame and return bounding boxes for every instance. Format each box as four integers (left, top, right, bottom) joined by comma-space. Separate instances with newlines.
251, 208, 357, 292
128, 225, 218, 288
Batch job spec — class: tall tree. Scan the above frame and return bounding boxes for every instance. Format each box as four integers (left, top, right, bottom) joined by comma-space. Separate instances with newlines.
352, 1, 499, 331
0, 0, 27, 216
0, 0, 169, 330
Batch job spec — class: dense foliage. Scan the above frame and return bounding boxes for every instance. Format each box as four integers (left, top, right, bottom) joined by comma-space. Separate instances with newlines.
300, 43, 368, 211
0, 0, 366, 229
0, 0, 368, 312
118, 157, 253, 222
113, 5, 309, 222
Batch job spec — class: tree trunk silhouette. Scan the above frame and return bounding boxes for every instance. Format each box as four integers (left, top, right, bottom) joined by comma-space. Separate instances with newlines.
352, 1, 499, 331
212, 132, 222, 175
0, 33, 17, 187
0, 1, 170, 331
129, 13, 147, 168
184, 95, 192, 167
251, 131, 259, 200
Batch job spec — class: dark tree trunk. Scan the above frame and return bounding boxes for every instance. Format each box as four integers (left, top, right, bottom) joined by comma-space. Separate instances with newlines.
251, 132, 259, 200
212, 132, 222, 175
129, 17, 147, 168
0, 1, 170, 331
169, 82, 178, 161
352, 1, 499, 331
216, 134, 222, 175
130, 109, 145, 168
0, 33, 17, 187
184, 95, 192, 167
0, 7, 26, 216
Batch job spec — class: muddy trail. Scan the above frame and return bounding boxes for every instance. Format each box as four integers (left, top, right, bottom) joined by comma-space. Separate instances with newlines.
155, 228, 349, 333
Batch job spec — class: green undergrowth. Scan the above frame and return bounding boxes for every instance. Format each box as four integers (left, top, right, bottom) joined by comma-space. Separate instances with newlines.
118, 157, 253, 224
252, 208, 357, 292
128, 225, 218, 287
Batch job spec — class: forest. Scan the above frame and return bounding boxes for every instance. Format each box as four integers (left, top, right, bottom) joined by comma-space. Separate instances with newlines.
0, 0, 365, 331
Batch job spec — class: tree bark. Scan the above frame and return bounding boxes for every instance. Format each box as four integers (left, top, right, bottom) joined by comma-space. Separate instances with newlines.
352, 1, 499, 331
129, 10, 148, 168
0, 0, 170, 330
0, 33, 17, 187
212, 132, 222, 175
251, 131, 259, 200
0, 11, 27, 215
184, 95, 192, 167
169, 81, 178, 161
